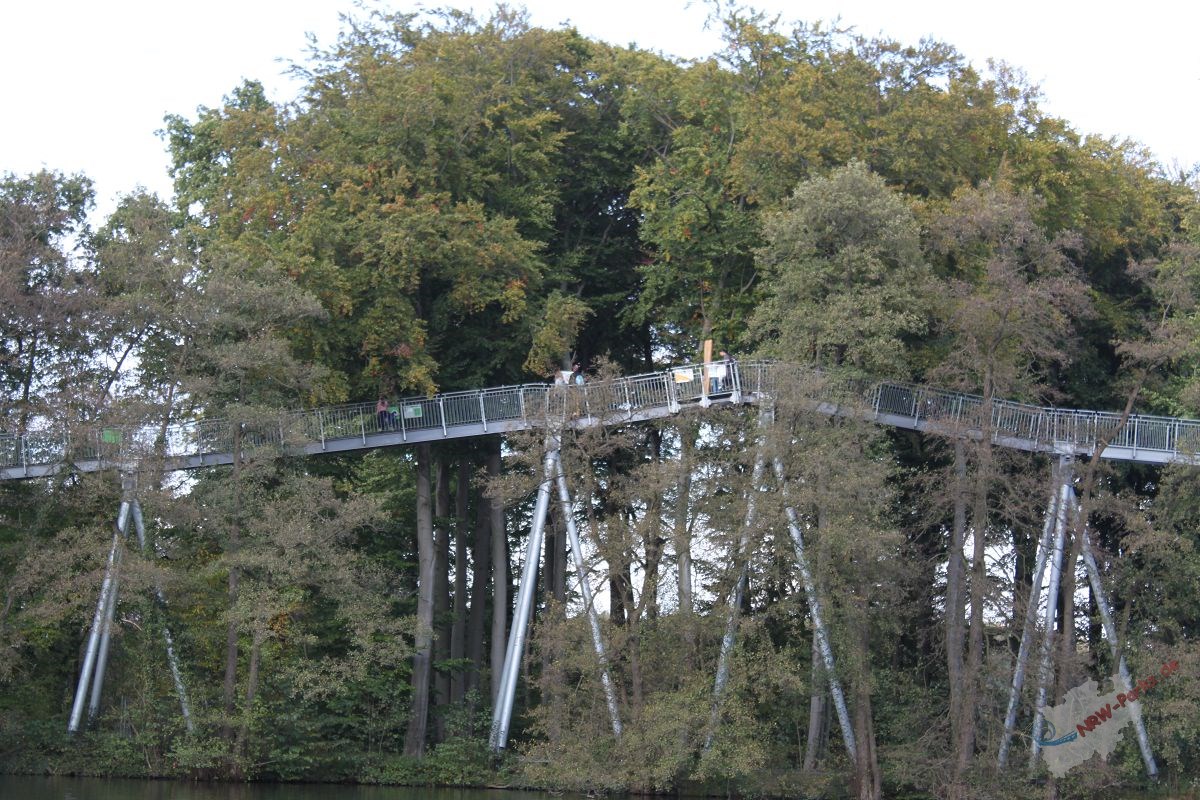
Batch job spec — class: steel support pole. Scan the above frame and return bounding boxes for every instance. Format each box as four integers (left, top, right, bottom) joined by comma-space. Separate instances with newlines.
489, 447, 556, 751
87, 562, 122, 720
998, 459, 1065, 767
1077, 500, 1157, 778
774, 458, 857, 760
131, 500, 195, 734
704, 442, 766, 751
553, 456, 622, 739
1028, 477, 1072, 773
89, 496, 140, 720
68, 500, 130, 732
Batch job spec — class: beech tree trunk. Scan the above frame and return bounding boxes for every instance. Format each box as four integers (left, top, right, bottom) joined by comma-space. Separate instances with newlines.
804, 634, 827, 770
432, 458, 451, 740
955, 397, 994, 780
642, 428, 665, 620
675, 425, 694, 621
1055, 533, 1082, 701
403, 444, 435, 757
466, 479, 491, 697
487, 443, 507, 703
222, 424, 243, 746
945, 440, 967, 740
609, 551, 630, 627
450, 460, 469, 705
235, 629, 264, 761
851, 596, 882, 800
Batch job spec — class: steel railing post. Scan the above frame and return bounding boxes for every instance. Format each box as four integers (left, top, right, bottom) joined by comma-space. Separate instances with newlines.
666, 373, 679, 414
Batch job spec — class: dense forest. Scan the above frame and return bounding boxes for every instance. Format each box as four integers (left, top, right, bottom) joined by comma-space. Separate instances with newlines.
2, 5, 1199, 799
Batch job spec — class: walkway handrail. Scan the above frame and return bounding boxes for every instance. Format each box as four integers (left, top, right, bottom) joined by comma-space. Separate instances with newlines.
2, 361, 1198, 478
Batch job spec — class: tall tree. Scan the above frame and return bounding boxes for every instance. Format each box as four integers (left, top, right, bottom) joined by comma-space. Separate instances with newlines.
0, 171, 95, 431
749, 160, 933, 377
928, 181, 1087, 789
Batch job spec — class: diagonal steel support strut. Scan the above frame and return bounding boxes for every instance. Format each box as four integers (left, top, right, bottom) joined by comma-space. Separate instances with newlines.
554, 455, 622, 739
998, 455, 1068, 767
69, 495, 132, 732
1075, 491, 1157, 778
131, 499, 195, 734
1028, 464, 1072, 773
774, 457, 858, 761
489, 446, 557, 751
704, 426, 767, 751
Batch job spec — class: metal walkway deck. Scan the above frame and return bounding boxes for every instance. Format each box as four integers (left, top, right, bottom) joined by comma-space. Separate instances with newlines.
2, 361, 1197, 481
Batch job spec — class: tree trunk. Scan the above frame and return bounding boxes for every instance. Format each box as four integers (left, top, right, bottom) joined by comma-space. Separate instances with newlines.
1011, 509, 1037, 654
553, 512, 566, 604
851, 597, 882, 800
450, 460, 469, 706
675, 424, 695, 625
1055, 532, 1082, 701
955, 432, 992, 778
1087, 582, 1102, 669
403, 444, 435, 757
946, 440, 967, 740
804, 633, 827, 771
488, 443, 507, 704
543, 511, 564, 606
540, 510, 566, 735
643, 428, 665, 620
432, 457, 451, 740
235, 628, 264, 762
222, 424, 243, 745
467, 475, 491, 698
609, 548, 630, 627
17, 331, 37, 434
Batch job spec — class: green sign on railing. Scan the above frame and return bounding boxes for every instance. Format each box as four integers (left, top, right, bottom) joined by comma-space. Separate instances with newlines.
403, 405, 423, 419
101, 428, 122, 445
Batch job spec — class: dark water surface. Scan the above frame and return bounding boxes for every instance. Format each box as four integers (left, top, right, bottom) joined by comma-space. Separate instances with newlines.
0, 776, 575, 800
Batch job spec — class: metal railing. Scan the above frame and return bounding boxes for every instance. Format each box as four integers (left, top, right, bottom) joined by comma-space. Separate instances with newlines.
2, 361, 1197, 478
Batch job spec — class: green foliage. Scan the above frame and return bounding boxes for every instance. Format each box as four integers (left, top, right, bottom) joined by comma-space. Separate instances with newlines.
366, 694, 497, 786
749, 161, 934, 377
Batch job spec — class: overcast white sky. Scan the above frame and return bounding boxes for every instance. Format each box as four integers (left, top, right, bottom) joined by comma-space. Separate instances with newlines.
3, 1, 1197, 222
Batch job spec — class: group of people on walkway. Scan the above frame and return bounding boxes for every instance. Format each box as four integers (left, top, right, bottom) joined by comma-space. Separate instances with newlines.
553, 363, 587, 386
376, 396, 398, 431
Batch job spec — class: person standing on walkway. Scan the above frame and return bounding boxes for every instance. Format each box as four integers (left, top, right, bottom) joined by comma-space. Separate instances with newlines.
718, 350, 735, 393
376, 396, 392, 431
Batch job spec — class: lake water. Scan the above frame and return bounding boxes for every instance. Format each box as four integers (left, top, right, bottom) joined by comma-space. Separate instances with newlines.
0, 776, 575, 800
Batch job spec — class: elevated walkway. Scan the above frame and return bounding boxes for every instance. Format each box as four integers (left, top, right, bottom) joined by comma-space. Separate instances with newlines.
2, 361, 1197, 480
